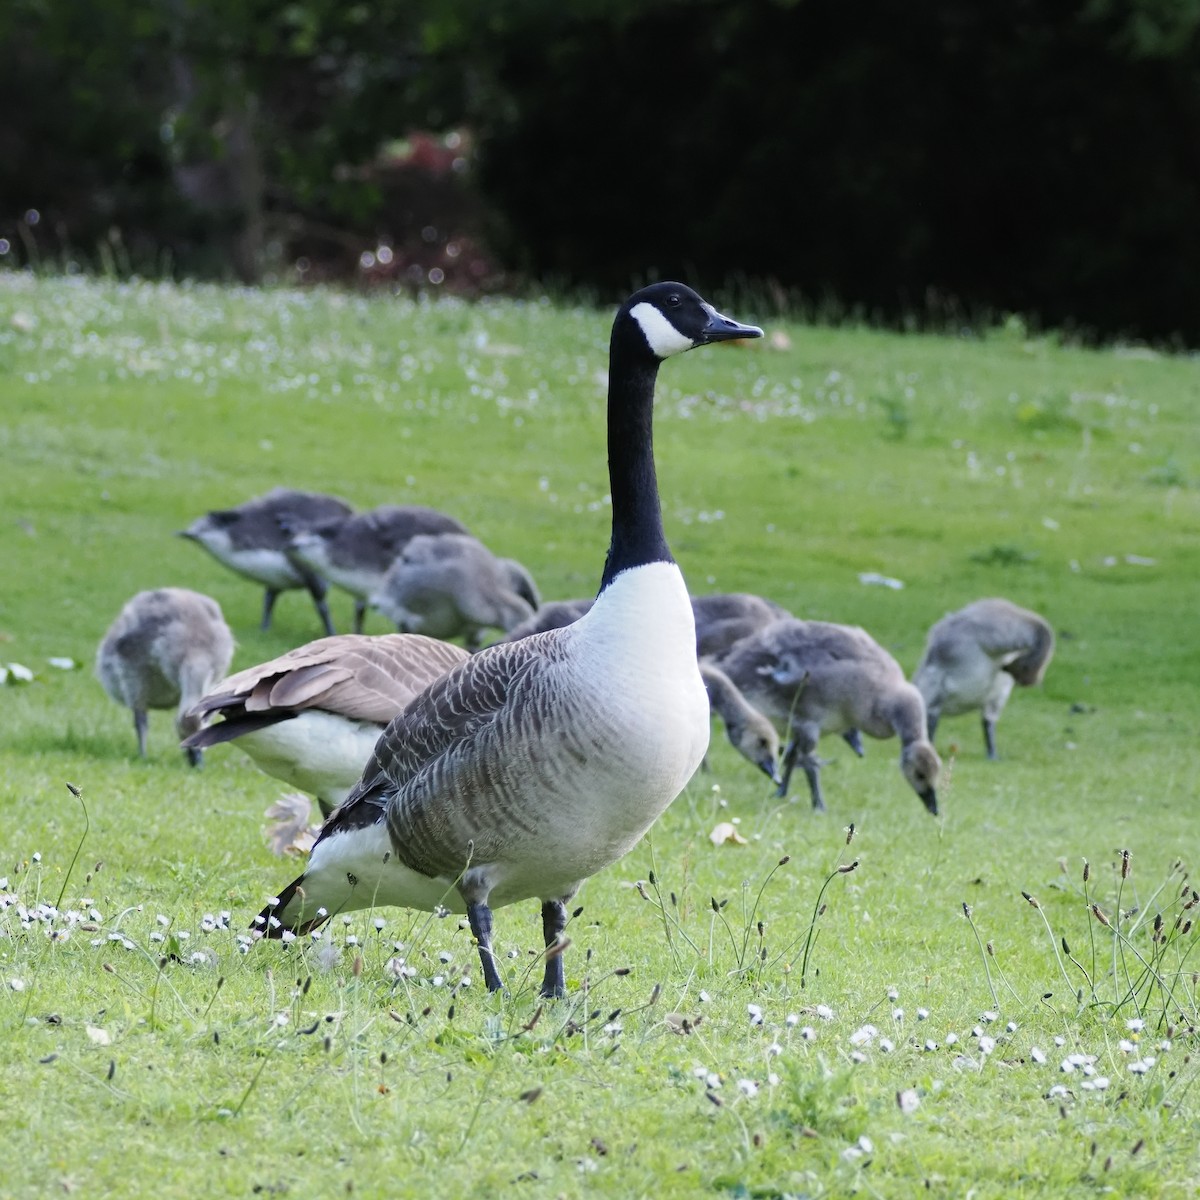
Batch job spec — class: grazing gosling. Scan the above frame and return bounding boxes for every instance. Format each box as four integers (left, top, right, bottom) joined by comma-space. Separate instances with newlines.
285, 504, 469, 634
698, 660, 781, 783
715, 617, 941, 815
370, 531, 541, 648
494, 598, 596, 644
95, 587, 234, 765
913, 597, 1055, 759
178, 487, 353, 635
691, 592, 791, 658
257, 282, 762, 998
182, 633, 469, 815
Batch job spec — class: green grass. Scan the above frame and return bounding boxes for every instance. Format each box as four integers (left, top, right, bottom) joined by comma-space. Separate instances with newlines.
2, 273, 1200, 1197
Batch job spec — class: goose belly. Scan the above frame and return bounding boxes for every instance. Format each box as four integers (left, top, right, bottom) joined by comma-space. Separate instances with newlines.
194, 531, 304, 589
235, 711, 383, 796
323, 562, 384, 600
483, 565, 709, 903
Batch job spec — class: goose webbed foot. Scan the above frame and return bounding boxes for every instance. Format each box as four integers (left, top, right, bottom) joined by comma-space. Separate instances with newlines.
539, 898, 569, 999
467, 901, 505, 993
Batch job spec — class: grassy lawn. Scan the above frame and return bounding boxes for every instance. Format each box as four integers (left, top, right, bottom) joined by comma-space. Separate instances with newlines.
2, 273, 1199, 1198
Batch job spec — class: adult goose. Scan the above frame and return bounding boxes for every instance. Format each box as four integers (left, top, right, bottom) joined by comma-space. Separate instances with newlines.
182, 633, 470, 815
178, 487, 353, 635
257, 282, 762, 998
285, 504, 470, 634
913, 597, 1054, 759
715, 617, 941, 815
95, 587, 235, 765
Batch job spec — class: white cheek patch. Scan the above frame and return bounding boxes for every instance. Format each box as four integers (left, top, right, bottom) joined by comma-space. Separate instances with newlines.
630, 302, 695, 359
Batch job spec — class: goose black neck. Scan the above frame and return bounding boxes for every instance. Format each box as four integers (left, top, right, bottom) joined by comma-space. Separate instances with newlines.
599, 335, 673, 590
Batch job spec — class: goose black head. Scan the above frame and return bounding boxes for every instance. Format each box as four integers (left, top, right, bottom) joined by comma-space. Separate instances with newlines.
621, 282, 763, 360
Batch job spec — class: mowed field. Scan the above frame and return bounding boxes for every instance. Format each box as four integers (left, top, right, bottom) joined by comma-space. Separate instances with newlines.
1, 273, 1199, 1198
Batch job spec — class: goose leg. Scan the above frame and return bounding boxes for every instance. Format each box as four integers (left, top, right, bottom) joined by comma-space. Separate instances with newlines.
184, 745, 203, 768
775, 739, 800, 798
133, 709, 149, 757
982, 715, 998, 761
926, 710, 939, 742
842, 729, 865, 758
261, 588, 280, 631
353, 598, 367, 635
540, 898, 568, 999
801, 756, 826, 812
467, 901, 505, 993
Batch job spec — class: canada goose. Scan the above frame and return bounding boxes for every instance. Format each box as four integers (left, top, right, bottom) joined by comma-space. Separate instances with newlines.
95, 587, 235, 765
182, 633, 470, 815
285, 505, 470, 634
913, 597, 1054, 759
691, 592, 792, 658
178, 487, 353, 635
495, 598, 596, 644
698, 660, 780, 783
370, 531, 541, 648
501, 608, 779, 782
256, 282, 763, 997
715, 618, 941, 815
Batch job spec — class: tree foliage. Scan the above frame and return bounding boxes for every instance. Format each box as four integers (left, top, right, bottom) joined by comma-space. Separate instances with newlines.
4, 0, 1200, 340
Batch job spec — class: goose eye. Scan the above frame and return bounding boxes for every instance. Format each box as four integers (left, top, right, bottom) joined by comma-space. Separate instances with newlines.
667, 293, 681, 306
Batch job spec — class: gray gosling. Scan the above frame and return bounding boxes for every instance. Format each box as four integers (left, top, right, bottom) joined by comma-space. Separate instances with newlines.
370, 531, 541, 648
256, 282, 763, 998
698, 660, 781, 783
285, 504, 469, 634
95, 587, 234, 765
178, 487, 352, 635
692, 592, 791, 658
716, 617, 941, 815
183, 633, 469, 815
913, 597, 1054, 759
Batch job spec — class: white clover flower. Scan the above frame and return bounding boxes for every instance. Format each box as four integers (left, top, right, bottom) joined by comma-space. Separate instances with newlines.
849, 1024, 877, 1047
892, 1008, 904, 1022
1118, 1039, 1136, 1054
887, 987, 899, 1001
1030, 1046, 1047, 1064
980, 1010, 999, 1024
1126, 1017, 1145, 1033
923, 1040, 938, 1052
1128, 1058, 1156, 1074
800, 1026, 817, 1041
916, 1007, 929, 1021
945, 1032, 959, 1046
815, 1004, 834, 1021
1080, 1076, 1109, 1091
1046, 1084, 1071, 1099
849, 1050, 867, 1064
737, 1079, 759, 1097
785, 1012, 800, 1027
879, 1037, 895, 1053
897, 1088, 920, 1114
978, 1036, 996, 1055
747, 1003, 764, 1025
698, 990, 711, 1003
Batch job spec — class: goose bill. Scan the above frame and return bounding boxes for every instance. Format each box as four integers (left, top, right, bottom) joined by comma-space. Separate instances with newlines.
698, 303, 764, 344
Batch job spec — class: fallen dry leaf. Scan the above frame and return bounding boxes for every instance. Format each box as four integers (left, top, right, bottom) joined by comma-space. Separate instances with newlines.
709, 821, 748, 846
